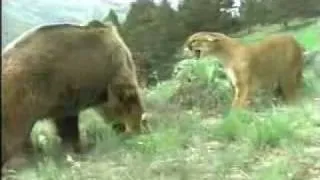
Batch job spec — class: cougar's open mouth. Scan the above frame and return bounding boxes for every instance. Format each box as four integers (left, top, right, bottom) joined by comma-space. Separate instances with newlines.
194, 49, 201, 59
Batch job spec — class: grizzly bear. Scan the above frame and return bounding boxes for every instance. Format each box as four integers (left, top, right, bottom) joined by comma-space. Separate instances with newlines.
1, 20, 147, 167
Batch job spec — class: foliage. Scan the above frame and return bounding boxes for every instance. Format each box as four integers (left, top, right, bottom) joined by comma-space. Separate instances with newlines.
170, 57, 232, 115
103, 9, 120, 27
122, 0, 185, 82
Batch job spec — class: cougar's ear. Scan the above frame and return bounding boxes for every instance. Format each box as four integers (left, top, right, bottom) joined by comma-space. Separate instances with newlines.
184, 39, 195, 51
188, 40, 195, 50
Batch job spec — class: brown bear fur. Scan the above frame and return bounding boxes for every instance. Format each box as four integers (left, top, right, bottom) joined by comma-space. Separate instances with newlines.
93, 52, 151, 133
132, 52, 149, 89
1, 20, 147, 167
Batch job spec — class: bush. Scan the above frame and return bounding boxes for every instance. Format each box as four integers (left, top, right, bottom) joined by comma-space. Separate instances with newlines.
170, 57, 233, 116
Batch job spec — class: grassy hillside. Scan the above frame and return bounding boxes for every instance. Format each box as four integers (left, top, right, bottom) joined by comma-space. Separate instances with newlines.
2, 20, 320, 180
1, 0, 130, 48
235, 18, 320, 50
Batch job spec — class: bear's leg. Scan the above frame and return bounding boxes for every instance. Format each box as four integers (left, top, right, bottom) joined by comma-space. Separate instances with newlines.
1, 103, 38, 169
54, 114, 81, 153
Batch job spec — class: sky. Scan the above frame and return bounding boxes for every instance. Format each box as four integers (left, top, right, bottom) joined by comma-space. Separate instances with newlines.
112, 0, 181, 9
120, 0, 241, 9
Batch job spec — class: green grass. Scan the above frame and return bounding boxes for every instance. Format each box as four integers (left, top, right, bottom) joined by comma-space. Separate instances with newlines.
7, 102, 318, 180
3, 18, 320, 180
239, 17, 320, 50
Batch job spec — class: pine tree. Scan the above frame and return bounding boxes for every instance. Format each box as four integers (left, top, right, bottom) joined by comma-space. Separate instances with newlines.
103, 9, 120, 27
178, 0, 231, 34
240, 0, 270, 31
267, 0, 319, 28
122, 0, 188, 81
122, 0, 159, 82
151, 0, 186, 80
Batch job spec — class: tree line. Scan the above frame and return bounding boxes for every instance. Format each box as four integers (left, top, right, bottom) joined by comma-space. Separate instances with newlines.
103, 0, 320, 85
